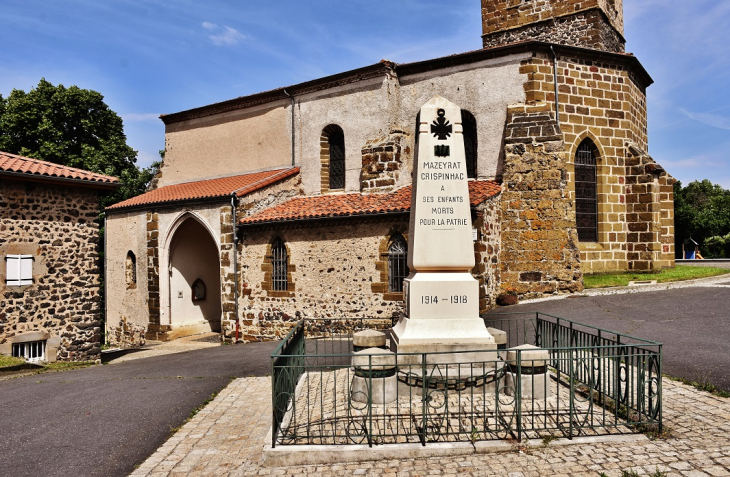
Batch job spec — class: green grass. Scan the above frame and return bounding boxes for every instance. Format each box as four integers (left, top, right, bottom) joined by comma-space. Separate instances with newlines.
0, 358, 95, 379
583, 265, 729, 289
0, 355, 26, 368
42, 361, 95, 372
666, 374, 730, 398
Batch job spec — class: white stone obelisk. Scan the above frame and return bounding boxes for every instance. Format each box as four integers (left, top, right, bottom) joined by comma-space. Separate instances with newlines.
391, 96, 495, 359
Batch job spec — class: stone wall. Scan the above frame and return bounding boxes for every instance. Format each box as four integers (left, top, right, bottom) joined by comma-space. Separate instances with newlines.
360, 132, 409, 193
520, 54, 647, 151
0, 180, 104, 362
500, 104, 583, 299
236, 220, 406, 341
517, 52, 669, 274
107, 316, 146, 348
219, 205, 237, 333
145, 211, 166, 339
659, 176, 675, 268
473, 197, 502, 311
481, 0, 624, 51
482, 9, 624, 53
625, 144, 675, 271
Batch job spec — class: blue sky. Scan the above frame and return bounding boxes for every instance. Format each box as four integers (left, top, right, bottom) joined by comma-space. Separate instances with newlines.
1, 0, 728, 187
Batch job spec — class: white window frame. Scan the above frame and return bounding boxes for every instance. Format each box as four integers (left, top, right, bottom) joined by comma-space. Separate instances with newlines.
12, 340, 46, 363
5, 254, 34, 286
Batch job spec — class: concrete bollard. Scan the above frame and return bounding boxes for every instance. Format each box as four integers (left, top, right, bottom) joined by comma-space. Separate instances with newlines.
351, 347, 398, 404
504, 344, 552, 400
352, 329, 387, 352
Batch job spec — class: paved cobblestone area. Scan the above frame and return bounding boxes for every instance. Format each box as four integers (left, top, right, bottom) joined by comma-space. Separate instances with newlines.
132, 377, 730, 476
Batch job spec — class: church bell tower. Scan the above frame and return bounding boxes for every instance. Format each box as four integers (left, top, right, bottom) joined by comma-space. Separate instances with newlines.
481, 0, 625, 53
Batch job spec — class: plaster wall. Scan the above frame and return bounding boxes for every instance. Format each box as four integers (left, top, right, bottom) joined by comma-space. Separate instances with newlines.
159, 55, 528, 197
295, 77, 392, 195
160, 101, 292, 187
169, 218, 221, 330
293, 55, 528, 195
396, 54, 528, 182
105, 210, 148, 346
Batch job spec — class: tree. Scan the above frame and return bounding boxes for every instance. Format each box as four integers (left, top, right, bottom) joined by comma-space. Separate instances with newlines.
0, 79, 157, 206
674, 179, 730, 258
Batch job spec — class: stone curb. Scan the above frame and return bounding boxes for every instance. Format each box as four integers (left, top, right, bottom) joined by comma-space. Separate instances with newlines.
519, 272, 730, 305
262, 433, 648, 467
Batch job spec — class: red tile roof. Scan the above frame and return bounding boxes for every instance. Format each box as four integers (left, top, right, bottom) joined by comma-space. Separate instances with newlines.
107, 167, 299, 210
0, 151, 120, 187
240, 180, 501, 225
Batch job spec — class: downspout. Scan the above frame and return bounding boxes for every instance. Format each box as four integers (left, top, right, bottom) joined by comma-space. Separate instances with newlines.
283, 89, 295, 166
230, 193, 240, 343
550, 45, 560, 126
103, 213, 108, 348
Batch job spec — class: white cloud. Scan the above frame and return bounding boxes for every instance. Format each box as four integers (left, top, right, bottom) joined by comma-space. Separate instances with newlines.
122, 112, 161, 123
680, 108, 730, 131
661, 155, 710, 168
201, 22, 246, 47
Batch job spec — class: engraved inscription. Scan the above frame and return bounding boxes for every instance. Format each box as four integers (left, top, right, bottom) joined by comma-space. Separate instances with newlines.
419, 294, 468, 305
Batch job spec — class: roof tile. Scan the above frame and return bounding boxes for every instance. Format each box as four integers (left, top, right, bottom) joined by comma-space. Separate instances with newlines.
107, 167, 299, 210
0, 151, 119, 185
240, 180, 501, 225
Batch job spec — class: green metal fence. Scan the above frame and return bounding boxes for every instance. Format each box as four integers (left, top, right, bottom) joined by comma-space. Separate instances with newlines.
270, 313, 662, 447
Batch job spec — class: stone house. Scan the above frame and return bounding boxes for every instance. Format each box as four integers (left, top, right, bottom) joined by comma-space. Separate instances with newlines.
105, 0, 674, 344
0, 151, 119, 362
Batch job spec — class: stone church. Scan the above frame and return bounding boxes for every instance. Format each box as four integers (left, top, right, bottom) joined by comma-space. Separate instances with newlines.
105, 0, 674, 344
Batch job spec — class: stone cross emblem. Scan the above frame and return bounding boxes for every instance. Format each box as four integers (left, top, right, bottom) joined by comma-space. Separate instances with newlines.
430, 108, 452, 140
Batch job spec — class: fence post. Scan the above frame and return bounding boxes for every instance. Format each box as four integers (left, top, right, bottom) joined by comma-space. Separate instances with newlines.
569, 348, 575, 439
516, 349, 522, 443
368, 354, 373, 447
658, 345, 663, 433
421, 353, 427, 446
271, 358, 277, 448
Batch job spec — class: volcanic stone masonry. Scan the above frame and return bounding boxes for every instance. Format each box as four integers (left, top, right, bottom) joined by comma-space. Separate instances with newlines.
0, 181, 104, 361
500, 103, 583, 299
482, 0, 625, 53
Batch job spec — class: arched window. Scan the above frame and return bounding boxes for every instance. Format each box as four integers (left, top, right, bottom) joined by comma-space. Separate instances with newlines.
388, 234, 409, 293
271, 237, 288, 291
461, 110, 477, 179
575, 139, 599, 242
125, 251, 137, 288
321, 125, 345, 191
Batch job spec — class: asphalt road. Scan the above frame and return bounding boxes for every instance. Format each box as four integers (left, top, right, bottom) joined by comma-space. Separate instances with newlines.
0, 341, 278, 477
485, 285, 730, 392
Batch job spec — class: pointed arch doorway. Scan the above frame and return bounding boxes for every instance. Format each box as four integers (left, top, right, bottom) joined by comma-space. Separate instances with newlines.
167, 216, 222, 333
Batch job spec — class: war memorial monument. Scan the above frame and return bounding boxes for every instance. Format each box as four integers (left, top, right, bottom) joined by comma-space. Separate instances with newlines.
264, 97, 663, 466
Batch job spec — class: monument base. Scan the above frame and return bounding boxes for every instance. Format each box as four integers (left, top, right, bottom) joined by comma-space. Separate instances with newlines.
390, 271, 496, 365
391, 319, 498, 366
